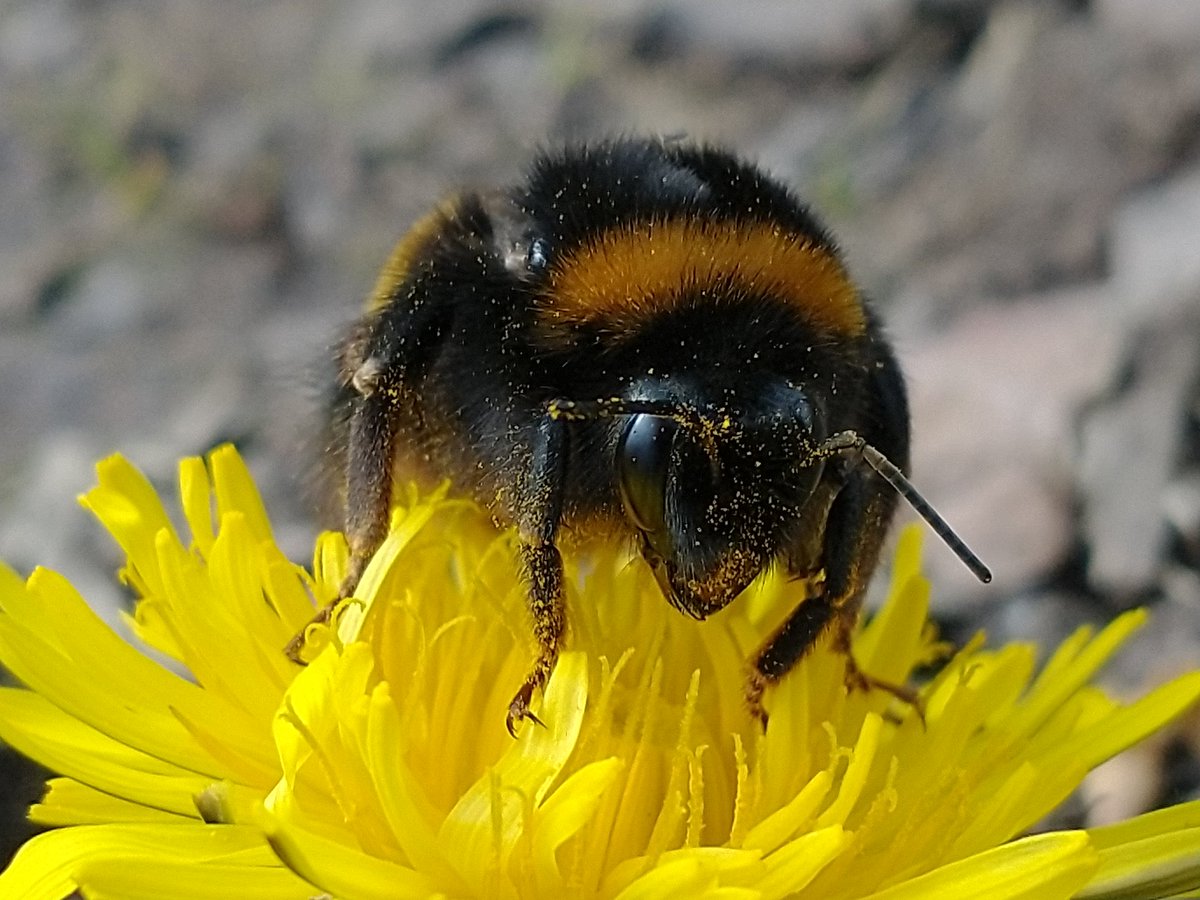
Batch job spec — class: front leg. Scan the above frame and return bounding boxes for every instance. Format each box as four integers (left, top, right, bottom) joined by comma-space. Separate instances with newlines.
286, 386, 398, 663
507, 413, 569, 736
748, 466, 912, 726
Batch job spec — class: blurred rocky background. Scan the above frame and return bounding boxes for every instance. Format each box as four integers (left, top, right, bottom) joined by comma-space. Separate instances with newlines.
2, 0, 1199, 867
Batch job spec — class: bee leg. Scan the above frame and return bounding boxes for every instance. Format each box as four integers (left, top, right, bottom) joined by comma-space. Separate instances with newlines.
508, 542, 564, 735
283, 605, 333, 663
748, 469, 908, 726
831, 622, 924, 723
746, 588, 840, 729
285, 389, 398, 664
507, 414, 568, 737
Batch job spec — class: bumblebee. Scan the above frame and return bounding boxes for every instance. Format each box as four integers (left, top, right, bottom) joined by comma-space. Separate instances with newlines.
289, 137, 989, 734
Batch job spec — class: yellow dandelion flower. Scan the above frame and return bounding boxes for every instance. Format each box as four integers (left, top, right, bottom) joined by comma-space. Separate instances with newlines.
1, 445, 1199, 899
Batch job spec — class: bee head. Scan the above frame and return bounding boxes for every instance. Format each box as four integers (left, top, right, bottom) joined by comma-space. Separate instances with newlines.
616, 379, 827, 618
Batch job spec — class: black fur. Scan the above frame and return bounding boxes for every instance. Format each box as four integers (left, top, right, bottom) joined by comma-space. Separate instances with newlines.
309, 137, 915, 731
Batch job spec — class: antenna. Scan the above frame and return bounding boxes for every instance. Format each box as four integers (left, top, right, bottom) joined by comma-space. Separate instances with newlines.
819, 431, 992, 583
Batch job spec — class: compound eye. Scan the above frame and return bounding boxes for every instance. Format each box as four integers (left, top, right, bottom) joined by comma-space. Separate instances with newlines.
617, 414, 677, 537
792, 390, 816, 434
772, 384, 818, 435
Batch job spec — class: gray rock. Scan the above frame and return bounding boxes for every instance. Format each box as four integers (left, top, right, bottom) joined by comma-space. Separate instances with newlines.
0, 430, 125, 629
976, 590, 1102, 663
1083, 743, 1166, 828
1079, 320, 1200, 599
1110, 168, 1200, 326
332, 0, 497, 65
1102, 582, 1200, 697
657, 0, 912, 69
0, 0, 83, 76
1096, 0, 1200, 48
849, 2, 1126, 302
753, 103, 849, 187
52, 258, 157, 348
902, 284, 1124, 611
1164, 471, 1200, 552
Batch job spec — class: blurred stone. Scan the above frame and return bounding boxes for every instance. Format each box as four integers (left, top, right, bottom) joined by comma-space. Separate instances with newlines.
903, 284, 1124, 610
656, 0, 911, 69
852, 2, 1124, 301
975, 589, 1101, 661
1081, 586, 1200, 825
332, 0, 493, 65
1079, 321, 1199, 600
897, 464, 1069, 614
1162, 565, 1200, 610
952, 0, 1043, 123
914, 0, 993, 18
1095, 0, 1200, 48
753, 103, 847, 186
0, 0, 83, 75
459, 37, 563, 139
1164, 471, 1200, 557
1083, 742, 1165, 828
0, 746, 47, 871
433, 9, 539, 67
51, 258, 157, 348
1106, 48, 1200, 182
0, 430, 124, 626
1103, 590, 1200, 695
1164, 732, 1200, 806
1111, 168, 1200, 326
